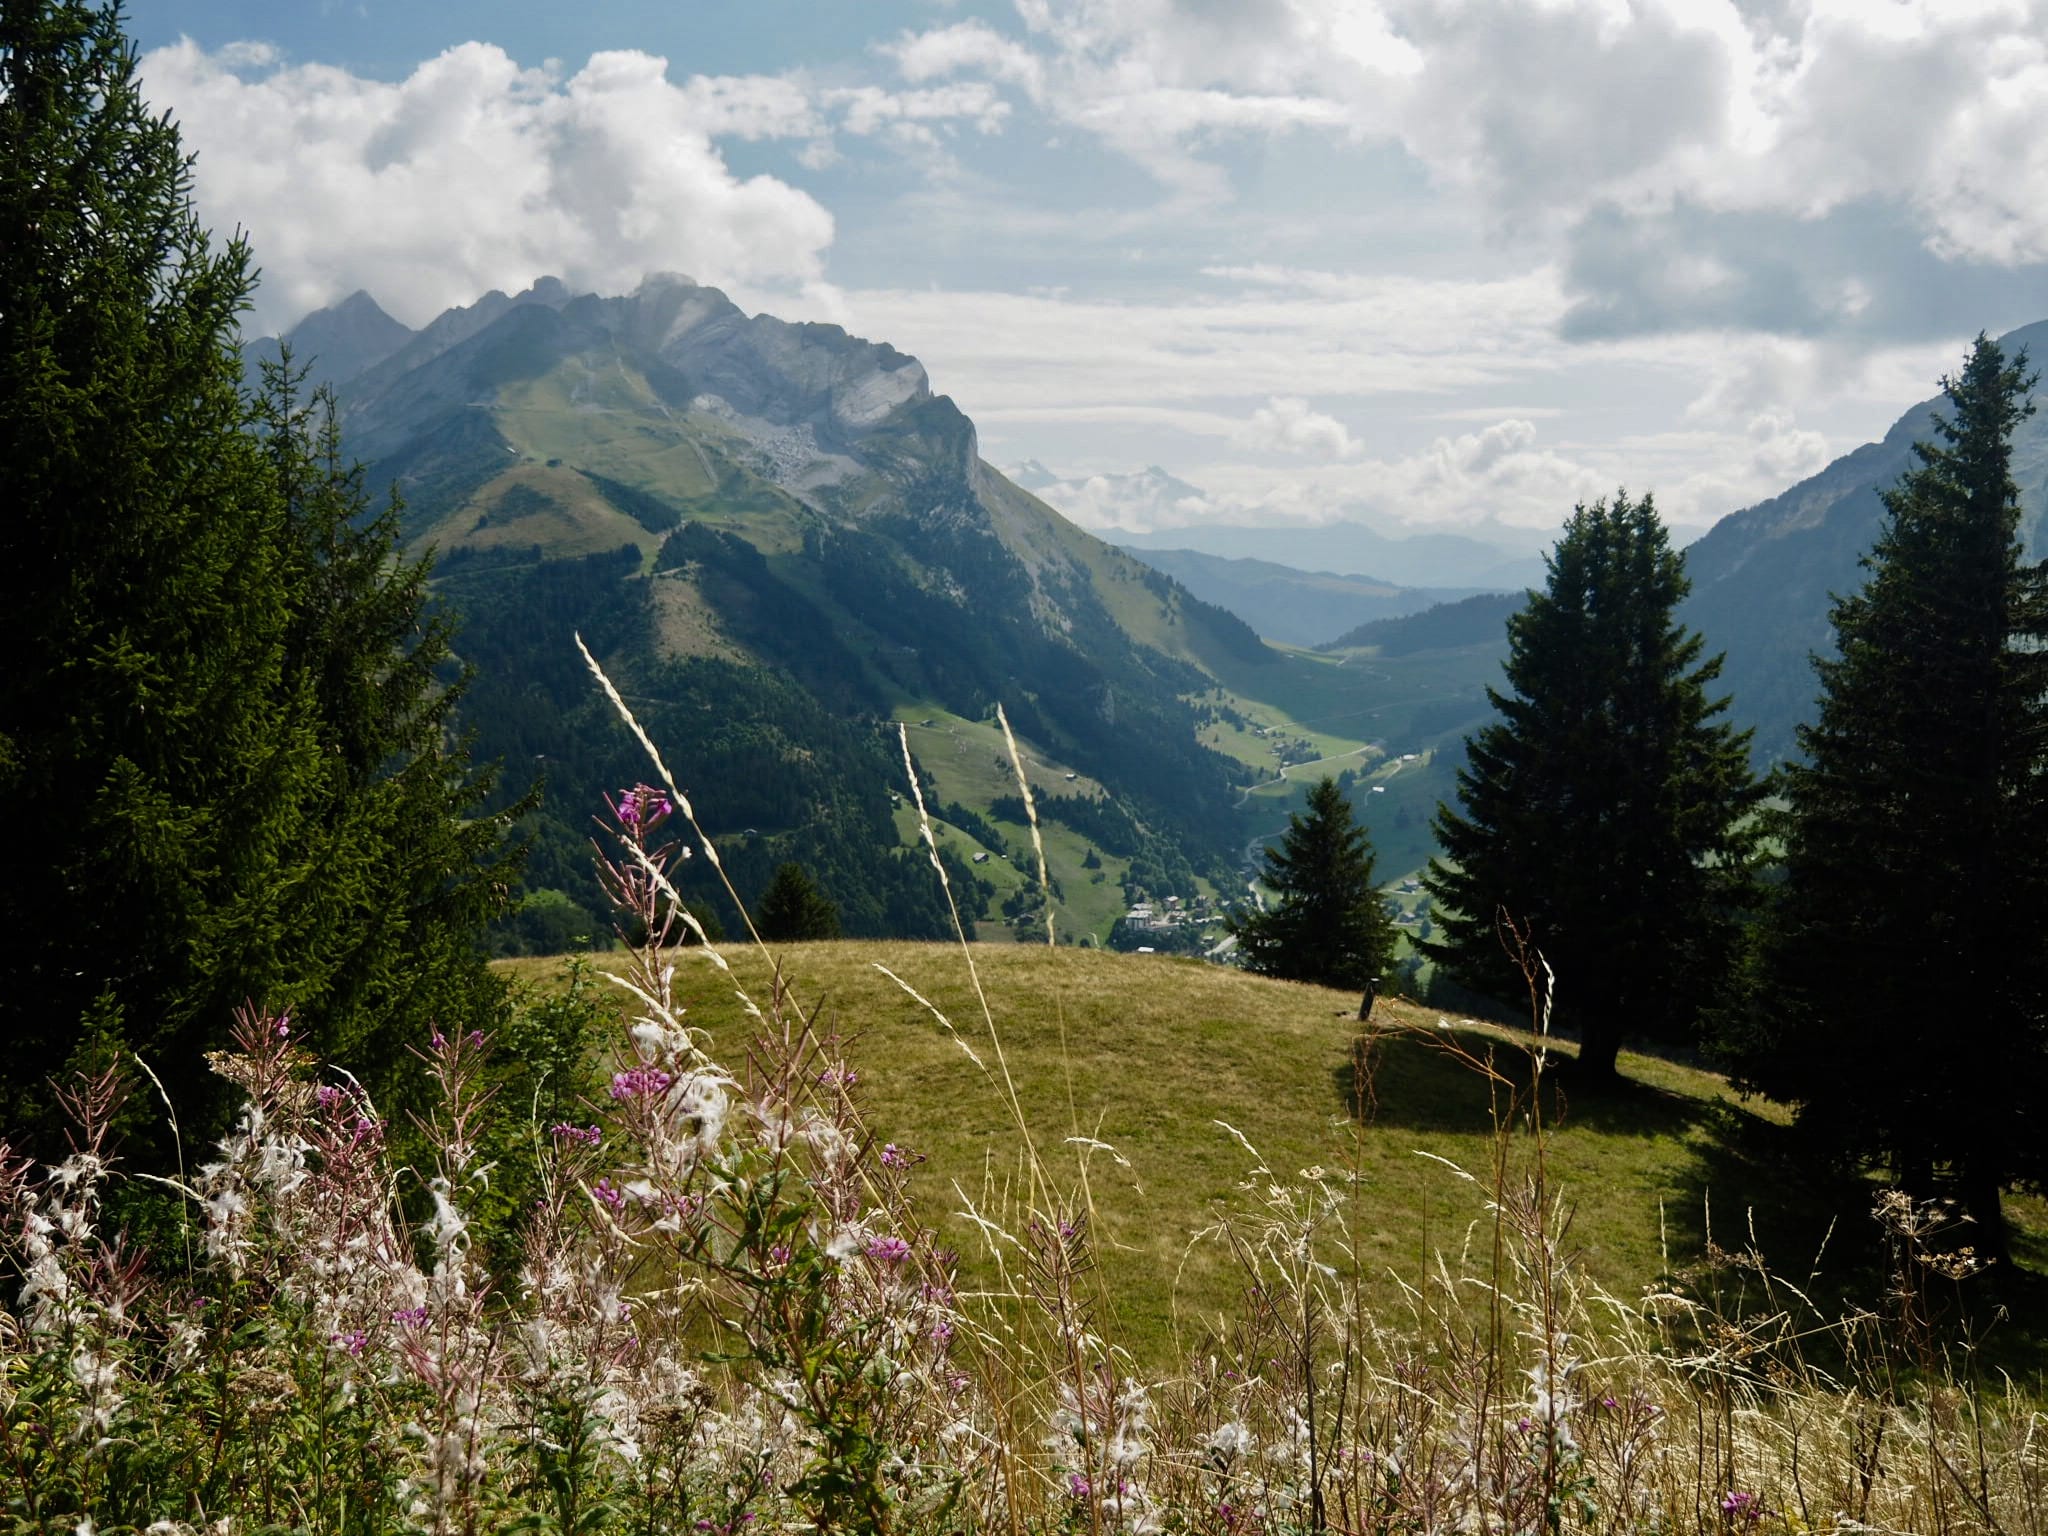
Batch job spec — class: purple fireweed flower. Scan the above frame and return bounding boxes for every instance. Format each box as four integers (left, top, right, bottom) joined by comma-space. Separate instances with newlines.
332, 1328, 367, 1356
393, 1305, 429, 1328
316, 1085, 343, 1111
610, 1066, 674, 1101
817, 1066, 858, 1088
593, 1178, 626, 1211
468, 1030, 485, 1048
617, 785, 674, 830
550, 1122, 602, 1146
1069, 1474, 1092, 1500
930, 1319, 953, 1345
767, 1243, 792, 1270
880, 1142, 915, 1168
274, 1013, 291, 1039
865, 1234, 911, 1266
1721, 1491, 1760, 1521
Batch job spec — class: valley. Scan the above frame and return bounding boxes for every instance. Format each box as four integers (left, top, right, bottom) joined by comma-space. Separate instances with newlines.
264, 274, 2048, 966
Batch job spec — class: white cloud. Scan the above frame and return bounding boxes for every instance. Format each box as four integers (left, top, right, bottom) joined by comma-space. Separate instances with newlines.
887, 19, 1048, 98
888, 0, 2048, 266
827, 81, 1013, 138
832, 266, 1572, 413
1016, 465, 1220, 531
140, 39, 836, 330
1241, 396, 1360, 458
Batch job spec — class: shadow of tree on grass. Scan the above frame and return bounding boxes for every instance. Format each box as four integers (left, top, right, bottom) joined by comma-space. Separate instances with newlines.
1334, 1022, 2048, 1384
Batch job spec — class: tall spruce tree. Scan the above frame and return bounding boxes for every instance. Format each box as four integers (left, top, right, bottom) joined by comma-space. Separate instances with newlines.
1742, 337, 2048, 1258
1227, 776, 1396, 991
1423, 492, 1761, 1084
0, 0, 519, 1151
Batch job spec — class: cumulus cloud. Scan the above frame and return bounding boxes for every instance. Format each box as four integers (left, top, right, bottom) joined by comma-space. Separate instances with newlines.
888, 0, 2048, 334
1011, 464, 1221, 531
888, 19, 1048, 99
1240, 396, 1360, 458
139, 39, 837, 329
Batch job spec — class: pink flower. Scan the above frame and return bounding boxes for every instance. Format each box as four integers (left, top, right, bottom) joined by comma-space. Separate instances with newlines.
880, 1142, 916, 1169
593, 1178, 626, 1211
864, 1234, 911, 1266
332, 1328, 367, 1356
617, 785, 674, 831
610, 1067, 673, 1101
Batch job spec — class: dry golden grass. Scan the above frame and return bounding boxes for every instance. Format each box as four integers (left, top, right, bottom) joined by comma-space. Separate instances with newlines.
496, 942, 1982, 1372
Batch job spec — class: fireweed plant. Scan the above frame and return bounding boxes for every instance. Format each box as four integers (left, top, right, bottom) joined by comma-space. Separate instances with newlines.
0, 641, 2043, 1532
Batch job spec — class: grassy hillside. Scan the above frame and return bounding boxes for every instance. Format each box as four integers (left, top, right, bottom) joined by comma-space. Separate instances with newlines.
496, 942, 2048, 1373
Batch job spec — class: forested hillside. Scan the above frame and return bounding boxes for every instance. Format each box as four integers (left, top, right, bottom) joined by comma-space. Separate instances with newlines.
257, 276, 1275, 944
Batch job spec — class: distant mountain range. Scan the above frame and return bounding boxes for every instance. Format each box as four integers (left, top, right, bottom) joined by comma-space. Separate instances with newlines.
1114, 546, 1484, 648
249, 277, 2048, 926
1115, 519, 1549, 592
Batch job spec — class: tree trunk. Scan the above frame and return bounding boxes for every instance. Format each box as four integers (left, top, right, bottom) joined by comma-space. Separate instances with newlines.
1958, 1158, 2011, 1269
1575, 1020, 1623, 1089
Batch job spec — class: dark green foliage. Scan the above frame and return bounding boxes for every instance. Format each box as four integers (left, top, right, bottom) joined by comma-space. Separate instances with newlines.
580, 467, 685, 533
0, 1, 517, 1150
1227, 777, 1396, 990
451, 546, 973, 944
253, 369, 527, 1107
469, 957, 614, 1268
755, 862, 842, 942
938, 800, 1009, 856
1423, 492, 1762, 1084
657, 522, 874, 709
1741, 337, 2048, 1254
811, 520, 1245, 871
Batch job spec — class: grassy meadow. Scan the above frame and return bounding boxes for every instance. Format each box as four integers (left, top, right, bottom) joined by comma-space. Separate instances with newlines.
496, 940, 2048, 1380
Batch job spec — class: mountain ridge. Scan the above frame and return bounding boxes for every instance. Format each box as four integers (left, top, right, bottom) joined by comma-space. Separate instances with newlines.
251, 275, 1281, 944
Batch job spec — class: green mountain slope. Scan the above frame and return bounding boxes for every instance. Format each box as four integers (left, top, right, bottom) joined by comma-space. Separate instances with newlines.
262, 275, 1278, 944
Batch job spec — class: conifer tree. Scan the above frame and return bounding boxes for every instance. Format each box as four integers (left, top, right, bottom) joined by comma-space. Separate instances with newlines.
0, 0, 519, 1149
1227, 776, 1396, 991
755, 861, 841, 942
1423, 492, 1760, 1084
254, 367, 527, 1086
1742, 337, 2048, 1257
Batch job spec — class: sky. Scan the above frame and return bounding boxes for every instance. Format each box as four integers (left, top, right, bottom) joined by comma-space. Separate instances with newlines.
133, 0, 2048, 547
